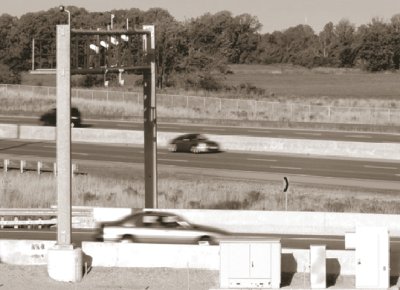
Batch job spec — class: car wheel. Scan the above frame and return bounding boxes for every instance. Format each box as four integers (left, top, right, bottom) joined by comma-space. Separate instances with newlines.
190, 146, 199, 154
168, 144, 177, 152
198, 236, 213, 245
121, 234, 136, 243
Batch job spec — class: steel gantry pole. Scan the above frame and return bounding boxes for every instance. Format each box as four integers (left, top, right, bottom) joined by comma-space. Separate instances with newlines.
56, 24, 72, 246
142, 25, 158, 208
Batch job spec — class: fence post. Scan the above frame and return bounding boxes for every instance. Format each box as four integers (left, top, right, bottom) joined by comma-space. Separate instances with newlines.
328, 106, 331, 121
72, 163, 77, 177
290, 103, 294, 121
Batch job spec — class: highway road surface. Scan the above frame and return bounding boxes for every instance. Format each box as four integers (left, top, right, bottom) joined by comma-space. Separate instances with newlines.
0, 139, 399, 185
3, 228, 400, 251
1, 114, 400, 143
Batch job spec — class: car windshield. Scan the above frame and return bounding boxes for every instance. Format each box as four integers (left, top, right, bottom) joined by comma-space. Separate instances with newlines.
195, 134, 207, 140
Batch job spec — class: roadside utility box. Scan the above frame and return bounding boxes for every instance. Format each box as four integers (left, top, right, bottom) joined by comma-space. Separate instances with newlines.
345, 226, 389, 289
219, 238, 281, 289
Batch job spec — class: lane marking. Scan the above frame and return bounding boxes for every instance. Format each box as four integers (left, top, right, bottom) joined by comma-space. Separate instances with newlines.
206, 128, 226, 131
116, 123, 133, 127
247, 158, 277, 162
72, 152, 89, 156
345, 135, 372, 139
295, 132, 322, 136
158, 158, 188, 162
270, 166, 302, 170
160, 125, 180, 129
364, 165, 397, 170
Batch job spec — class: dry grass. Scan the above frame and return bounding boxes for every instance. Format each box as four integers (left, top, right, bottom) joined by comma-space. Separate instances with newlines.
2, 168, 400, 214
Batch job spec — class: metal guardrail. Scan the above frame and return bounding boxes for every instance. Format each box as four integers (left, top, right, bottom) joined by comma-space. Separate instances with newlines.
2, 158, 78, 175
0, 207, 93, 229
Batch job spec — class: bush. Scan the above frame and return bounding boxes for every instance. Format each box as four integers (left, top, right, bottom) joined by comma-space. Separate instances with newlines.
0, 63, 20, 84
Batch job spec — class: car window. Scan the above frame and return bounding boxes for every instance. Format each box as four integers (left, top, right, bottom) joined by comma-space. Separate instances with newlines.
142, 215, 163, 227
196, 134, 207, 140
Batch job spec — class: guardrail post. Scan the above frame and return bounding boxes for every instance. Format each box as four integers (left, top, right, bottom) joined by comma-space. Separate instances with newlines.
20, 160, 26, 173
27, 218, 32, 229
72, 163, 77, 177
4, 159, 9, 173
37, 161, 42, 175
0, 217, 4, 229
53, 162, 57, 176
38, 217, 42, 229
14, 216, 18, 229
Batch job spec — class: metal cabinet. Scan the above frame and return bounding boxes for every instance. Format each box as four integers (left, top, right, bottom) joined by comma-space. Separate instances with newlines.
220, 239, 281, 289
345, 227, 389, 289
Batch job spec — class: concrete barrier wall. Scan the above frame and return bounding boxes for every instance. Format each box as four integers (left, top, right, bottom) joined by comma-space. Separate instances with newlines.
0, 124, 399, 160
0, 240, 55, 265
3, 239, 400, 276
81, 242, 220, 269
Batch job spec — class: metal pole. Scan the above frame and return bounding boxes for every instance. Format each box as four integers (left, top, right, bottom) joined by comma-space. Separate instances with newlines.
143, 25, 157, 208
32, 39, 35, 71
56, 25, 72, 247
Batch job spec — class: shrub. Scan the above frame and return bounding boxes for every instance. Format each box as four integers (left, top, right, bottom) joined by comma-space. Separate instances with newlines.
0, 63, 20, 84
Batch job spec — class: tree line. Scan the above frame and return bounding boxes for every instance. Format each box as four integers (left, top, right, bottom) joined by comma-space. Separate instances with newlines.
0, 6, 400, 89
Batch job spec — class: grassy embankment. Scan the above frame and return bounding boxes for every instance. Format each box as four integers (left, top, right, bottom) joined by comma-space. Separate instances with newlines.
1, 166, 400, 214
9, 65, 400, 125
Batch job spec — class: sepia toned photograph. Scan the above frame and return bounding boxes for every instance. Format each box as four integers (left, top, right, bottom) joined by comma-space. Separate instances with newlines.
1, 0, 400, 289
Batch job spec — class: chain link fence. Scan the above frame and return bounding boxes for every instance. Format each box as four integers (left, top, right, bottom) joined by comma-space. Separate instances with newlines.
1, 83, 400, 125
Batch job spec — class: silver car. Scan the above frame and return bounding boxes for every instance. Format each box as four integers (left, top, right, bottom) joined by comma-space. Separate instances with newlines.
97, 211, 230, 245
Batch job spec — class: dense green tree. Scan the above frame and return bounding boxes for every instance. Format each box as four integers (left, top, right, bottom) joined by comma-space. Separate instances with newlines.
358, 18, 393, 71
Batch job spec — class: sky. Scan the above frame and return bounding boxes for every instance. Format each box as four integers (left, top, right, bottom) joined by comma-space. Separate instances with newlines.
2, 0, 400, 33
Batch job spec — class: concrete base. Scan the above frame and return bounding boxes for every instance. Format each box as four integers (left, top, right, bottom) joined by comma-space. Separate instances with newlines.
47, 245, 83, 282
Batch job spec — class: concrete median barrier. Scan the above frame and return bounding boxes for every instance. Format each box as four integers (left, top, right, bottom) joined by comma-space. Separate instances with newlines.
0, 240, 56, 265
0, 124, 399, 160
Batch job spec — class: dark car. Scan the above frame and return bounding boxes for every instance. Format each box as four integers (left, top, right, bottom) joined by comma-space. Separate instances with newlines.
40, 107, 82, 127
168, 133, 220, 153
97, 211, 230, 245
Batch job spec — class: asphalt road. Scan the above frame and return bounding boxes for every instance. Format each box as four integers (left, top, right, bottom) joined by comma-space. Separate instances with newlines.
0, 139, 400, 184
2, 115, 400, 143
0, 228, 344, 249
3, 228, 400, 252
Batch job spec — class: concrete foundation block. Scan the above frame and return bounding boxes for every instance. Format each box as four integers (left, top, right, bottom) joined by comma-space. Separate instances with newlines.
47, 245, 83, 282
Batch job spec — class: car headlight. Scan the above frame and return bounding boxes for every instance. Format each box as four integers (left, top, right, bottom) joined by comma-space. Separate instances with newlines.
197, 143, 207, 149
